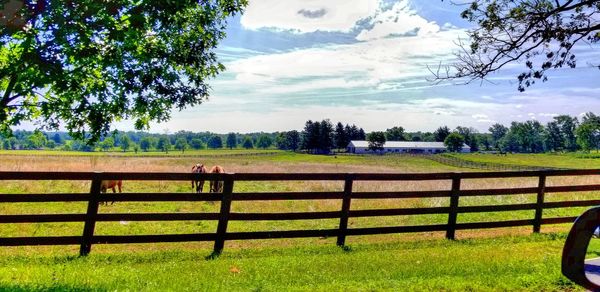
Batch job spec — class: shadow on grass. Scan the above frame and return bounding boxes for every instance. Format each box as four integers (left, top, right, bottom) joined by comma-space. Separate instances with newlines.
0, 232, 569, 265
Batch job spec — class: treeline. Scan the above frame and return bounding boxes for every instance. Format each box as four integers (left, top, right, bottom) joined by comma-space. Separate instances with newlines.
0, 130, 282, 153
1, 112, 598, 154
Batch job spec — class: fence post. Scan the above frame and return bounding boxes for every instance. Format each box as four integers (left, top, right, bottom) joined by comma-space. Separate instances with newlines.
213, 174, 234, 256
533, 175, 547, 233
80, 173, 102, 256
446, 176, 461, 240
337, 174, 354, 247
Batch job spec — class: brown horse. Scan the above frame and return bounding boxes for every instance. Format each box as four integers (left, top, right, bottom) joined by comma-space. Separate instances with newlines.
191, 163, 207, 193
209, 165, 225, 193
100, 180, 122, 205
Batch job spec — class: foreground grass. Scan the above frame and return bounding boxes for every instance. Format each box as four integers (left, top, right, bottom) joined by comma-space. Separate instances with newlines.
0, 233, 580, 291
449, 153, 600, 169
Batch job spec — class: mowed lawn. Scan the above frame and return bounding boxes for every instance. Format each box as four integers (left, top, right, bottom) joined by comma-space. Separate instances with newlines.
0, 234, 581, 291
0, 150, 598, 290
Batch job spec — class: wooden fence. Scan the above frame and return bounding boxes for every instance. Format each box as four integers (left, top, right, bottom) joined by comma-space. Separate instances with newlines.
427, 154, 561, 171
0, 169, 599, 256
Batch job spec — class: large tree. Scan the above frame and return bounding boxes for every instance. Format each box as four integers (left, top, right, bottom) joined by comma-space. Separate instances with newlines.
385, 126, 406, 141
366, 131, 386, 152
435, 0, 600, 91
444, 132, 465, 152
488, 123, 508, 149
433, 126, 451, 142
0, 0, 247, 142
226, 133, 237, 150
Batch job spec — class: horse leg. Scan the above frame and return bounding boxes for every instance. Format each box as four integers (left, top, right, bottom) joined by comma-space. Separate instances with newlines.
110, 187, 117, 205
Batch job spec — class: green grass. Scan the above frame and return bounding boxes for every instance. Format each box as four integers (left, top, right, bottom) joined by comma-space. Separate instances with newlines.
1, 152, 598, 290
447, 153, 600, 169
0, 233, 582, 291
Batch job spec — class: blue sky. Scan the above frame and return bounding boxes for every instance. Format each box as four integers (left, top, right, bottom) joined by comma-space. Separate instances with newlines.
143, 0, 600, 134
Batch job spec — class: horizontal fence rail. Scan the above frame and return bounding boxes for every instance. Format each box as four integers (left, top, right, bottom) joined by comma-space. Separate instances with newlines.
0, 169, 599, 255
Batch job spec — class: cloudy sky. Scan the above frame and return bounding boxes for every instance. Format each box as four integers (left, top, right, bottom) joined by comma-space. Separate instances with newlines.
146, 0, 600, 134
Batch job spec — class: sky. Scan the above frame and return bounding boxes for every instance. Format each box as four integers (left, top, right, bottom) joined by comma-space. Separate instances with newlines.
142, 0, 600, 134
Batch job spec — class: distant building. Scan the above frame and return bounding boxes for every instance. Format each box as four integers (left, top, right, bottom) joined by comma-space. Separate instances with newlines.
346, 140, 470, 154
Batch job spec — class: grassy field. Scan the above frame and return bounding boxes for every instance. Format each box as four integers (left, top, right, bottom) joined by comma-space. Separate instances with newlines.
0, 150, 599, 290
0, 233, 581, 291
447, 152, 600, 169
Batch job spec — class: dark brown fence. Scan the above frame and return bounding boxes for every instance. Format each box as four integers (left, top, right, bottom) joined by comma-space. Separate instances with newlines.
0, 169, 599, 256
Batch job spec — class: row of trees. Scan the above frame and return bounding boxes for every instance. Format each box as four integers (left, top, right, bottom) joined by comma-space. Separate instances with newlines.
0, 131, 280, 152
360, 113, 600, 153
1, 113, 598, 153
300, 120, 366, 154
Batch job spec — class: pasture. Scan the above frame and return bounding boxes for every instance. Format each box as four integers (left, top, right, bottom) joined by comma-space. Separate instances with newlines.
0, 150, 599, 290
447, 152, 600, 169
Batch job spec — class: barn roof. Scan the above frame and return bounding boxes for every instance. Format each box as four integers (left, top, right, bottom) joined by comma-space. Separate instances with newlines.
348, 140, 469, 149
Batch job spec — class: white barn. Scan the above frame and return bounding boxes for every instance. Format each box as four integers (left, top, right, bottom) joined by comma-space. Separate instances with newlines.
347, 140, 470, 154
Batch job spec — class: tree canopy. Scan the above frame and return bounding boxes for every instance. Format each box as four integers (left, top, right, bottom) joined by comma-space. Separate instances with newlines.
435, 0, 600, 91
0, 0, 247, 142
366, 131, 386, 152
444, 132, 465, 152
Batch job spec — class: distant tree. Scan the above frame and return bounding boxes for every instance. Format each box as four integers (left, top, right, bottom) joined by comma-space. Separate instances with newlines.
555, 115, 579, 151
100, 137, 115, 152
455, 126, 479, 151
334, 122, 349, 150
207, 136, 223, 149
385, 126, 406, 141
133, 143, 139, 154
488, 123, 508, 149
475, 133, 492, 151
275, 133, 287, 150
286, 130, 300, 151
366, 131, 386, 152
345, 124, 355, 141
302, 120, 320, 153
318, 119, 334, 153
52, 133, 63, 145
139, 137, 154, 152
119, 135, 131, 152
499, 131, 520, 153
257, 134, 273, 149
433, 126, 451, 142
46, 140, 56, 149
4, 137, 17, 150
62, 142, 72, 151
71, 140, 95, 152
444, 133, 465, 152
504, 121, 545, 153
157, 136, 171, 153
576, 112, 600, 151
190, 138, 205, 150
226, 133, 237, 149
242, 136, 254, 149
544, 121, 563, 152
175, 138, 188, 153
26, 130, 47, 149
357, 128, 366, 140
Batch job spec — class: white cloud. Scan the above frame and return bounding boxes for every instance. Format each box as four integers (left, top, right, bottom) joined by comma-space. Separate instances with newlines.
224, 29, 464, 94
241, 0, 379, 33
356, 0, 440, 41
